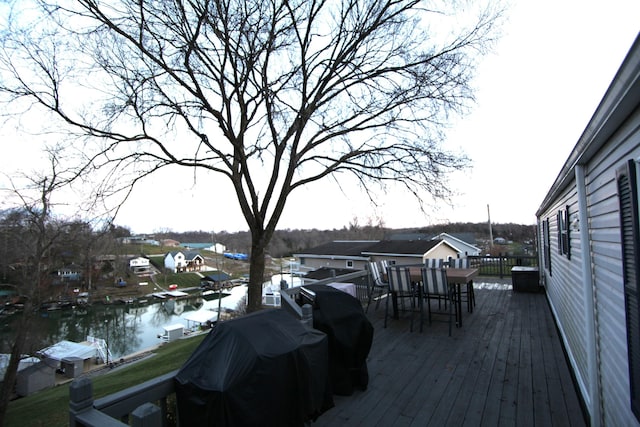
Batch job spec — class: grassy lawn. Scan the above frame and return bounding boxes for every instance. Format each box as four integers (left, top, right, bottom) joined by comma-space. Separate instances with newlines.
5, 333, 207, 427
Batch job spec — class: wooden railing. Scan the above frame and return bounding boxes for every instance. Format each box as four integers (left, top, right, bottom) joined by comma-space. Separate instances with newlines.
69, 270, 369, 426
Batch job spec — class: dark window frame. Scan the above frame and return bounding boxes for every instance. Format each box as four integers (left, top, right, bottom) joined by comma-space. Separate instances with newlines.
617, 159, 640, 422
556, 208, 571, 259
562, 207, 571, 260
543, 217, 552, 275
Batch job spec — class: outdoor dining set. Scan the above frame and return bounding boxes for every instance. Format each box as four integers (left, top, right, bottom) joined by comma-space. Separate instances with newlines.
366, 259, 478, 335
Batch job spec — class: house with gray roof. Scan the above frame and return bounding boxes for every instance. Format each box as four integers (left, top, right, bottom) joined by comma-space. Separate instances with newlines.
362, 239, 460, 265
430, 232, 481, 256
294, 238, 462, 272
293, 240, 378, 271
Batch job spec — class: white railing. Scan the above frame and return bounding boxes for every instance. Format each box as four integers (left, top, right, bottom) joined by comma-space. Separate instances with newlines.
86, 336, 114, 365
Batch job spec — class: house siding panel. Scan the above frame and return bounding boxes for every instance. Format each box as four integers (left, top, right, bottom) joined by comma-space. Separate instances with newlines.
536, 38, 640, 425
587, 118, 640, 426
543, 185, 591, 399
542, 110, 640, 425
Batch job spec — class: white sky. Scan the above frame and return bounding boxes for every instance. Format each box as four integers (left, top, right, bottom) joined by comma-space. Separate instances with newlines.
2, 1, 639, 234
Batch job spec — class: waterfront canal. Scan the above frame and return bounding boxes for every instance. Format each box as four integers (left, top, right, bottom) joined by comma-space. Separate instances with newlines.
0, 285, 248, 359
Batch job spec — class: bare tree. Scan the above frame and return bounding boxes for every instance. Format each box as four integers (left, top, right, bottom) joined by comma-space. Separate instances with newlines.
0, 0, 502, 312
0, 156, 67, 425
0, 149, 115, 424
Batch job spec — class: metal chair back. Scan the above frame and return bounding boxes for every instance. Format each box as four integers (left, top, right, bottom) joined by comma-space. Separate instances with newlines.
424, 258, 445, 268
422, 267, 449, 297
386, 266, 413, 294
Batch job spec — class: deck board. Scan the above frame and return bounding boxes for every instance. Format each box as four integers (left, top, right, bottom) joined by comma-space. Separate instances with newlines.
311, 282, 586, 427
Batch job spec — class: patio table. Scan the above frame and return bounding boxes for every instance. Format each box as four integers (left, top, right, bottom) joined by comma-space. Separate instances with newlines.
393, 267, 478, 327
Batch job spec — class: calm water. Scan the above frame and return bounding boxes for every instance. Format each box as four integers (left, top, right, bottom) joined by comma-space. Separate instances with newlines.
0, 285, 248, 359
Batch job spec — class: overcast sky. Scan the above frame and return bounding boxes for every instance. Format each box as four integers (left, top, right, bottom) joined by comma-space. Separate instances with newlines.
3, 1, 640, 234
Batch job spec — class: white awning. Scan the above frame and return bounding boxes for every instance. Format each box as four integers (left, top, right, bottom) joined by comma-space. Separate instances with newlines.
38, 340, 96, 361
166, 290, 189, 297
183, 310, 218, 324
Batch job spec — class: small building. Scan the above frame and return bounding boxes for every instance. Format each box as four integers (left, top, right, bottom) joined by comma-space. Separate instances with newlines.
16, 361, 55, 397
181, 242, 226, 253
129, 256, 151, 274
160, 324, 184, 343
161, 239, 181, 247
200, 272, 232, 289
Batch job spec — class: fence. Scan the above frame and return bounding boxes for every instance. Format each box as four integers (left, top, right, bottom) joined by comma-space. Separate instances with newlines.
468, 254, 538, 278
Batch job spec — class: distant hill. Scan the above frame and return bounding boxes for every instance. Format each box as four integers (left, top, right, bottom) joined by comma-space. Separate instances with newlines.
152, 222, 536, 258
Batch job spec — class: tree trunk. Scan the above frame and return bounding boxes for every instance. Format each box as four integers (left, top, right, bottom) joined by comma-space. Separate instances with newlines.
0, 303, 33, 427
247, 235, 268, 313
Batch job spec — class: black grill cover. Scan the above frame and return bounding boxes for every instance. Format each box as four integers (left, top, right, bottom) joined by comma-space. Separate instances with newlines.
174, 308, 333, 426
305, 284, 374, 396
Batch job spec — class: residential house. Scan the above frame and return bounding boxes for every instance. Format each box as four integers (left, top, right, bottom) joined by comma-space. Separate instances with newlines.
119, 236, 160, 246
430, 232, 481, 257
164, 251, 205, 273
294, 238, 461, 273
129, 257, 151, 274
161, 239, 181, 247
52, 264, 83, 285
361, 239, 459, 265
535, 35, 640, 426
180, 242, 227, 253
293, 240, 378, 271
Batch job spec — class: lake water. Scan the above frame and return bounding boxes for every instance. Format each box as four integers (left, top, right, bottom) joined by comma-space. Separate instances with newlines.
0, 285, 248, 359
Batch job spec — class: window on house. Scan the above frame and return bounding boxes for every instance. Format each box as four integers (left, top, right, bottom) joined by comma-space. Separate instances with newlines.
557, 208, 571, 259
562, 207, 571, 259
346, 260, 354, 268
617, 159, 640, 422
543, 218, 552, 275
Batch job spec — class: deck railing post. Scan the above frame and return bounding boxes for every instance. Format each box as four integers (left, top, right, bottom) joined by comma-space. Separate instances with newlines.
131, 402, 162, 427
301, 303, 313, 328
69, 377, 94, 427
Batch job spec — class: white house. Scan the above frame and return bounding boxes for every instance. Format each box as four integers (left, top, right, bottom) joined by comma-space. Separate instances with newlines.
129, 257, 150, 274
164, 251, 205, 273
535, 35, 640, 426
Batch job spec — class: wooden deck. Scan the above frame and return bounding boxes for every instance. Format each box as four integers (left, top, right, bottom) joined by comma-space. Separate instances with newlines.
312, 281, 586, 426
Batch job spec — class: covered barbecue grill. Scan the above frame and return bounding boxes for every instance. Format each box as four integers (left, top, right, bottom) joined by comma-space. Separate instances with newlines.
174, 308, 333, 426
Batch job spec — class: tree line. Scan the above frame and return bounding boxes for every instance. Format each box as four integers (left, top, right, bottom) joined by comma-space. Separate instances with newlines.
152, 221, 537, 258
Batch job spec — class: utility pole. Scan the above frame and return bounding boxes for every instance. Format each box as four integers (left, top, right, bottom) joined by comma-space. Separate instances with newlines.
487, 204, 494, 251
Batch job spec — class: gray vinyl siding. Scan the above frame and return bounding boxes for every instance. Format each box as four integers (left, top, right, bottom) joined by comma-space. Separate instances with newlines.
541, 188, 591, 401
536, 36, 640, 425
587, 111, 640, 426
539, 106, 640, 425
299, 257, 368, 271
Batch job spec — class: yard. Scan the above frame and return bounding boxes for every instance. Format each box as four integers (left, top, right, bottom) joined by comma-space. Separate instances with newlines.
5, 333, 207, 427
